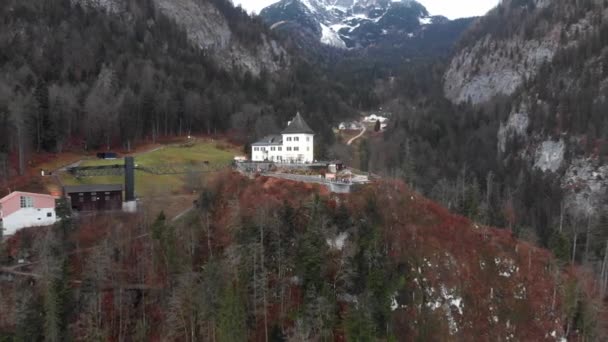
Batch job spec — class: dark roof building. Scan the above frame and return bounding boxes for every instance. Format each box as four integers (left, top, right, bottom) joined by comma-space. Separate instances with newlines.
252, 135, 283, 146
64, 184, 123, 211
281, 112, 315, 135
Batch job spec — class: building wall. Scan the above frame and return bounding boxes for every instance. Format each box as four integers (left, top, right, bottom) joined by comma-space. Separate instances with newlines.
281, 133, 314, 162
68, 191, 123, 211
252, 145, 283, 162
1, 207, 57, 236
251, 134, 314, 163
0, 192, 56, 217
0, 192, 58, 235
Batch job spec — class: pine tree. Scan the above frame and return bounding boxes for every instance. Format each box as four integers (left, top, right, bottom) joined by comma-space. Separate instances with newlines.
217, 284, 247, 342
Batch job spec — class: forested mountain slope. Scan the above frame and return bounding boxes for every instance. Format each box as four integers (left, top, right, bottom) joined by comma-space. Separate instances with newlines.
442, 0, 608, 239
1, 172, 604, 340
359, 0, 608, 303
0, 0, 355, 181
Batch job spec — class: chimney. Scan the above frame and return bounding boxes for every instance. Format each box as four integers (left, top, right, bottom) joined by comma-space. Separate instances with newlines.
124, 156, 135, 202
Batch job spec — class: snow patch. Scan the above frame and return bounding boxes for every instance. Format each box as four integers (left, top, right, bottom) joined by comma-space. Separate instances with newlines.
419, 17, 432, 25
320, 23, 347, 48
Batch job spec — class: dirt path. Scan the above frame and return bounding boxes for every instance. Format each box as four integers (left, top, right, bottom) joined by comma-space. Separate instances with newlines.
347, 125, 367, 145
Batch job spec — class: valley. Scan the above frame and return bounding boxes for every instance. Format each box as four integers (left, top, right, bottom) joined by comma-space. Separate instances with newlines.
0, 0, 608, 340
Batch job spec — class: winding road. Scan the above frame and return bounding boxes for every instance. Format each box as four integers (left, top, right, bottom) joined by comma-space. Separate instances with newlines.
347, 125, 367, 145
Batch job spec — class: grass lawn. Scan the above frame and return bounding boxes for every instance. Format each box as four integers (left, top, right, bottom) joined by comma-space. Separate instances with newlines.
59, 140, 239, 197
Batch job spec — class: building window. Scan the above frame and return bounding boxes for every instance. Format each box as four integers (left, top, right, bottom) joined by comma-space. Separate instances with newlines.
294, 137, 299, 141
278, 147, 282, 151
294, 147, 299, 151
271, 147, 275, 151
286, 137, 292, 141
47, 212, 52, 218
307, 137, 310, 142
20, 196, 33, 208
307, 147, 310, 151
287, 147, 292, 151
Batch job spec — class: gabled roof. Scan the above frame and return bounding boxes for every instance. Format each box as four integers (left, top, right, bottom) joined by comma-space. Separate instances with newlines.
252, 135, 283, 146
0, 191, 58, 203
281, 112, 315, 135
64, 184, 123, 194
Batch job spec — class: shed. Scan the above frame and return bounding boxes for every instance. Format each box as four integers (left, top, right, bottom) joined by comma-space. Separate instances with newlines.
64, 184, 123, 211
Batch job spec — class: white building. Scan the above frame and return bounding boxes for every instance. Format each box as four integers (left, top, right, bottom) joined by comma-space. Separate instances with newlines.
363, 114, 388, 123
252, 113, 315, 163
0, 191, 58, 236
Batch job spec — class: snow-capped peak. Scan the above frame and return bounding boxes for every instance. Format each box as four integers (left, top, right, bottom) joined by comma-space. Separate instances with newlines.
261, 0, 433, 49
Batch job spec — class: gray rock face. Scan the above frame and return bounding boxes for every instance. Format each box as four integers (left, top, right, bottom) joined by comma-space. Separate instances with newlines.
75, 0, 288, 76
155, 0, 288, 75
444, 37, 557, 105
497, 108, 529, 154
443, 2, 602, 105
72, 0, 125, 13
563, 158, 608, 217
533, 140, 565, 173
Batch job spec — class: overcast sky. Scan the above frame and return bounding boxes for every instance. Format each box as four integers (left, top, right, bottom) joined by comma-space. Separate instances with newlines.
232, 0, 500, 19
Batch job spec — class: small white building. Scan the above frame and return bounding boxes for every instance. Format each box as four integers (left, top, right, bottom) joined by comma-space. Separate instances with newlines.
0, 191, 58, 236
252, 113, 315, 163
363, 114, 388, 123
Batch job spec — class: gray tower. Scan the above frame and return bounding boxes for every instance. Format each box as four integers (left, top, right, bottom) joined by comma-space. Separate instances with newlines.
124, 156, 135, 202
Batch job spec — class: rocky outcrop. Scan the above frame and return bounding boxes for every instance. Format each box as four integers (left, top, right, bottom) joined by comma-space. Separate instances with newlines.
563, 158, 608, 217
443, 0, 604, 105
533, 139, 565, 173
76, 0, 288, 75
497, 105, 530, 154
444, 37, 557, 105
155, 0, 287, 75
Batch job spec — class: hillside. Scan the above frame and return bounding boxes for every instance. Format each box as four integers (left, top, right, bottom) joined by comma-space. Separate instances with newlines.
438, 0, 608, 261
0, 0, 354, 184
346, 2, 608, 313
1, 172, 604, 340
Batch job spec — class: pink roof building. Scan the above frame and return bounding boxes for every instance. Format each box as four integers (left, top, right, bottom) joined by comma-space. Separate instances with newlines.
0, 191, 58, 236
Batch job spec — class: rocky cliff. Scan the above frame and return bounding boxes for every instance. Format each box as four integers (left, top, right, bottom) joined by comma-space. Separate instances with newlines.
444, 0, 608, 217
444, 0, 602, 105
78, 0, 288, 75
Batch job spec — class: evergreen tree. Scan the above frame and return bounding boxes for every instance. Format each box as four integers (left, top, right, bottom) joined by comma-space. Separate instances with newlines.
217, 284, 247, 342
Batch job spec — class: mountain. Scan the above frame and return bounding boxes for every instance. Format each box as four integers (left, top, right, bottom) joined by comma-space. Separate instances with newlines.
443, 0, 608, 217
260, 0, 471, 53
77, 0, 288, 75
0, 0, 359, 179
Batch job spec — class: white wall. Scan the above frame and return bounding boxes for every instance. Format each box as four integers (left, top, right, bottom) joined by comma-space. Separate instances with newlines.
281, 133, 314, 162
1, 208, 57, 236
251, 133, 314, 163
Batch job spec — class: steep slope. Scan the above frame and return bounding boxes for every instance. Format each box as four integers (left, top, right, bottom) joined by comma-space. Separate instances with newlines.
1, 172, 604, 340
0, 0, 356, 183
77, 0, 288, 75
443, 0, 608, 217
444, 0, 602, 105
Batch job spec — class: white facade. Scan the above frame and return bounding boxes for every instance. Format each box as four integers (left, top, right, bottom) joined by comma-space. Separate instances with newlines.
1, 207, 57, 236
252, 113, 315, 163
363, 114, 388, 123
